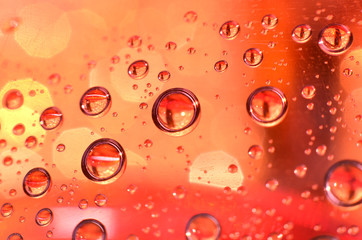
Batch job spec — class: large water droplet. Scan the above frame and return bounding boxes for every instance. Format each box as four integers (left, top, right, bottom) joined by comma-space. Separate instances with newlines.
1, 203, 13, 217
80, 87, 111, 117
7, 233, 23, 240
219, 21, 240, 40
185, 213, 221, 240
243, 48, 263, 67
128, 60, 149, 79
246, 86, 288, 127
261, 14, 278, 29
318, 24, 353, 56
301, 85, 316, 99
324, 160, 361, 207
3, 89, 24, 109
248, 145, 264, 159
39, 107, 63, 130
152, 88, 200, 136
23, 168, 51, 197
214, 60, 228, 72
81, 138, 126, 182
35, 208, 53, 226
72, 219, 106, 240
292, 24, 312, 43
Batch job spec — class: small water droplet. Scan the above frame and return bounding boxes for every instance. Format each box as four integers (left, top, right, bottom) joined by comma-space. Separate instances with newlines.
64, 85, 73, 94
56, 144, 65, 152
173, 185, 186, 199
12, 123, 25, 135
219, 21, 240, 40
292, 24, 312, 43
248, 145, 263, 159
158, 71, 171, 82
35, 208, 53, 226
25, 136, 37, 149
46, 230, 53, 238
165, 41, 177, 50
7, 233, 23, 240
3, 156, 13, 166
187, 47, 196, 54
23, 168, 51, 197
246, 86, 288, 127
152, 88, 200, 136
184, 11, 198, 23
144, 139, 153, 148
128, 60, 149, 79
128, 35, 142, 48
243, 48, 263, 67
127, 184, 138, 194
39, 107, 63, 130
325, 160, 361, 207
9, 189, 17, 196
126, 235, 140, 240
185, 213, 221, 240
301, 85, 316, 99
94, 194, 107, 207
214, 60, 228, 72
72, 219, 106, 240
267, 232, 283, 240
80, 87, 111, 117
48, 74, 61, 85
316, 145, 327, 156
318, 24, 353, 55
228, 164, 238, 173
266, 179, 279, 191
294, 164, 307, 178
343, 68, 353, 77
81, 138, 126, 182
79, 199, 88, 209
3, 89, 24, 109
1, 203, 13, 217
261, 14, 278, 29
347, 225, 359, 236
139, 102, 148, 110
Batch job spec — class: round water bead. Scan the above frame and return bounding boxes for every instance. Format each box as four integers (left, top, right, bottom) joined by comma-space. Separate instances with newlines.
185, 213, 221, 240
80, 87, 111, 117
318, 24, 353, 56
23, 168, 51, 197
72, 219, 106, 240
39, 107, 63, 130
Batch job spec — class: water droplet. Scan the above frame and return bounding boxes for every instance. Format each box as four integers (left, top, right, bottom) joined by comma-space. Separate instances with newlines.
128, 35, 142, 48
185, 213, 221, 240
81, 138, 126, 182
173, 185, 186, 199
7, 233, 23, 240
219, 21, 240, 40
127, 184, 138, 194
94, 194, 107, 207
184, 11, 198, 23
243, 48, 263, 67
292, 24, 312, 43
12, 123, 25, 135
347, 225, 359, 236
343, 68, 353, 77
56, 144, 65, 152
25, 136, 37, 149
246, 86, 288, 127
248, 145, 263, 159
48, 73, 61, 85
1, 203, 13, 217
318, 24, 353, 55
165, 41, 177, 50
23, 168, 51, 197
158, 71, 171, 82
176, 145, 184, 153
294, 164, 307, 178
3, 156, 13, 166
128, 60, 149, 79
307, 102, 314, 110
46, 230, 53, 238
139, 102, 148, 110
64, 85, 73, 94
214, 60, 228, 72
9, 189, 17, 196
266, 179, 279, 191
39, 107, 63, 130
35, 208, 53, 226
152, 88, 200, 136
261, 14, 278, 29
301, 85, 316, 99
325, 160, 361, 207
267, 232, 283, 240
72, 219, 106, 240
228, 164, 238, 173
3, 89, 24, 109
79, 199, 88, 209
144, 139, 153, 148
316, 145, 327, 156
187, 47, 196, 54
80, 87, 111, 117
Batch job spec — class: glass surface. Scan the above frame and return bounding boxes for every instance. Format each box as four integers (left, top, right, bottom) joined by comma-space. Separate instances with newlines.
0, 0, 361, 239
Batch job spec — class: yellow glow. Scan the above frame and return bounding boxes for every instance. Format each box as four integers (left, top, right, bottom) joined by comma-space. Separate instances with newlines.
14, 2, 71, 58
189, 151, 244, 190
